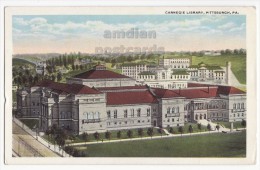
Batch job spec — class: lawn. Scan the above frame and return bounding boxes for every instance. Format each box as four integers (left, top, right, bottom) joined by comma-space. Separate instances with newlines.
19, 118, 39, 129
13, 58, 36, 67
77, 131, 246, 157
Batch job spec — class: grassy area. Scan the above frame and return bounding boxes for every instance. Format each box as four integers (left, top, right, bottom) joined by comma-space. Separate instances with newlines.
75, 131, 246, 157
191, 54, 246, 84
13, 58, 36, 67
19, 119, 39, 129
216, 121, 244, 129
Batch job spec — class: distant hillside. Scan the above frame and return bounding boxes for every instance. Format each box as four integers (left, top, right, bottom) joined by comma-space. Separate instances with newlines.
13, 53, 62, 63
13, 58, 36, 67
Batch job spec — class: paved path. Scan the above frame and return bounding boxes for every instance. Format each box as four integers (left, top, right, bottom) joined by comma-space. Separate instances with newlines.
13, 122, 59, 157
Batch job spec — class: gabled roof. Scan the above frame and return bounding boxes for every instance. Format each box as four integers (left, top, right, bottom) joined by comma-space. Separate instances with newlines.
106, 91, 158, 105
73, 69, 130, 79
35, 80, 100, 95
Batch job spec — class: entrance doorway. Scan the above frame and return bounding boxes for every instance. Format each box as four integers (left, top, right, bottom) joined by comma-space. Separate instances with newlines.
153, 120, 157, 126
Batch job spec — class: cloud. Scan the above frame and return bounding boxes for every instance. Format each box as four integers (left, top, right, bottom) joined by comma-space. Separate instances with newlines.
229, 23, 246, 32
218, 22, 236, 29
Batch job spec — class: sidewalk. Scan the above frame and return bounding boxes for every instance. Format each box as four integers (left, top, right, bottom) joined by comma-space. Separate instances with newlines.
13, 117, 71, 157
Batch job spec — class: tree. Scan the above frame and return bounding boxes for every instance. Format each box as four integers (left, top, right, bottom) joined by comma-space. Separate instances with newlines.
158, 128, 163, 137
207, 123, 211, 133
241, 119, 246, 129
105, 131, 111, 141
138, 128, 144, 138
117, 131, 121, 140
188, 125, 193, 135
216, 124, 220, 132
82, 132, 89, 144
127, 130, 133, 139
93, 132, 100, 142
197, 123, 202, 133
45, 129, 51, 146
169, 127, 174, 134
57, 72, 62, 82
178, 126, 184, 136
147, 128, 154, 138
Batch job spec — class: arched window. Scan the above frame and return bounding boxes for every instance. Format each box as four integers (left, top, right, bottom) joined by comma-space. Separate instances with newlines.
171, 107, 175, 113
167, 107, 170, 114
233, 103, 236, 109
237, 103, 240, 109
241, 103, 244, 109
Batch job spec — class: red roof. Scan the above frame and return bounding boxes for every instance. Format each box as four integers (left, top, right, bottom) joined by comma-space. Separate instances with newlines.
152, 88, 182, 98
35, 80, 100, 95
106, 91, 158, 105
73, 69, 130, 79
152, 86, 245, 99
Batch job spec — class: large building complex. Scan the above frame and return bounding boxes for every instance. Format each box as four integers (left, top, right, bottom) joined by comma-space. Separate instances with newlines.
16, 65, 246, 135
121, 58, 231, 89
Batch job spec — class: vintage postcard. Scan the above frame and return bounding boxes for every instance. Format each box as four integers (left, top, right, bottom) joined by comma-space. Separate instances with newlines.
4, 6, 256, 164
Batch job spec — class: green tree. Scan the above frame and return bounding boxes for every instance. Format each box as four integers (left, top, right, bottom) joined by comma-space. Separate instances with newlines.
197, 123, 202, 133
241, 119, 246, 129
169, 127, 174, 134
207, 123, 211, 133
105, 131, 111, 141
147, 128, 154, 138
117, 131, 121, 140
158, 128, 163, 137
82, 132, 89, 144
178, 126, 184, 136
138, 128, 144, 138
127, 130, 133, 139
188, 125, 193, 135
57, 72, 62, 82
94, 132, 100, 141
216, 124, 220, 132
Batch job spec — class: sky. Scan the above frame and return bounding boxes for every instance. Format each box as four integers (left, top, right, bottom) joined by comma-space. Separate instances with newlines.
12, 15, 246, 54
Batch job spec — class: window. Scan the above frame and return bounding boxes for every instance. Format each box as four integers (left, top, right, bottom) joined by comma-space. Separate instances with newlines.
233, 103, 236, 109
124, 110, 128, 118
237, 103, 240, 109
131, 109, 134, 117
114, 110, 117, 118
241, 103, 244, 109
147, 108, 151, 116
165, 114, 167, 118
172, 107, 175, 113
137, 109, 141, 117
167, 107, 170, 114
176, 107, 179, 113
172, 118, 174, 122
107, 111, 111, 119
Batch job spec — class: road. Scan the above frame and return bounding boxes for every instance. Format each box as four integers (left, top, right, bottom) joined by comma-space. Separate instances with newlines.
12, 122, 59, 157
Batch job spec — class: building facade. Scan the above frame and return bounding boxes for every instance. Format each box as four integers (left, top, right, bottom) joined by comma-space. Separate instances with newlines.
16, 65, 246, 134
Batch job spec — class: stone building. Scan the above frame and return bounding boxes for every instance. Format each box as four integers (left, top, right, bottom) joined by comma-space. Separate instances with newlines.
16, 65, 246, 134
